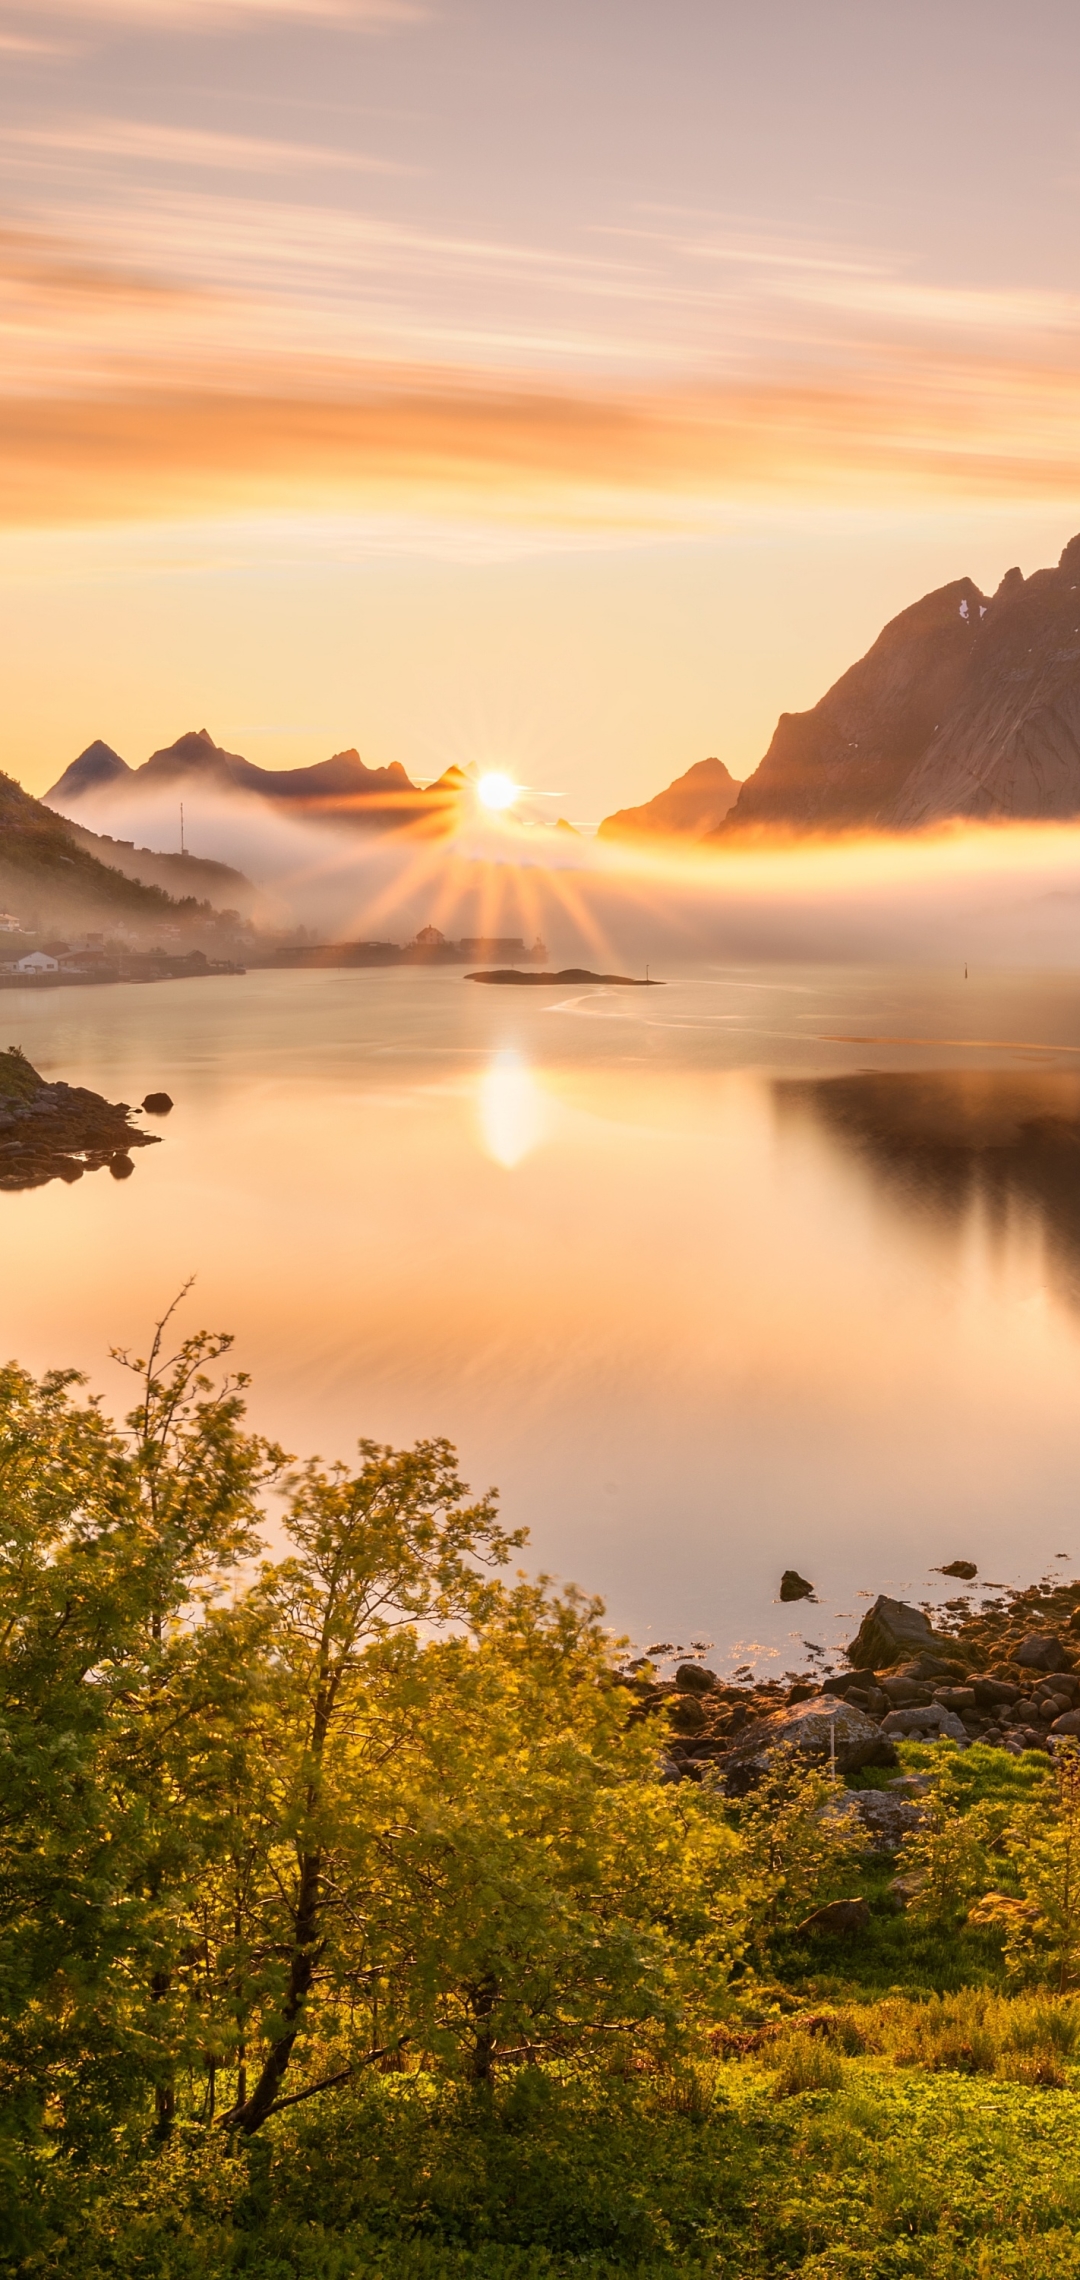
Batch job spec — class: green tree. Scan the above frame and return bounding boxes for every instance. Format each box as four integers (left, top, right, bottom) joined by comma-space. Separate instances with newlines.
0, 1296, 282, 2144
385, 1581, 746, 2082
211, 1435, 524, 2134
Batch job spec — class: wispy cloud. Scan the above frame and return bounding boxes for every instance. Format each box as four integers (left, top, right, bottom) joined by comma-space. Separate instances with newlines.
0, 29, 73, 50
9, 0, 424, 24
5, 193, 1080, 535
5, 352, 1080, 535
13, 117, 408, 175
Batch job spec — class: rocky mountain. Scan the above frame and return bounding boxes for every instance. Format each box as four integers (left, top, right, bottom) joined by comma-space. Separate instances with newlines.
597, 756, 742, 842
47, 729, 438, 830
721, 533, 1080, 835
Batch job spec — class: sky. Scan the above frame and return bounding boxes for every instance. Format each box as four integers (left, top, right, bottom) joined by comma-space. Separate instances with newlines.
5, 0, 1080, 815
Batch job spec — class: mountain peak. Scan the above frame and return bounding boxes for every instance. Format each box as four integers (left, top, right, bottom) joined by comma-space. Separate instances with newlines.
45, 739, 131, 809
598, 755, 742, 842
722, 530, 1080, 835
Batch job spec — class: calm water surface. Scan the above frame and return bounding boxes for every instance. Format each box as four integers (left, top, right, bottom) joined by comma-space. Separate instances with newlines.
5, 963, 1080, 1674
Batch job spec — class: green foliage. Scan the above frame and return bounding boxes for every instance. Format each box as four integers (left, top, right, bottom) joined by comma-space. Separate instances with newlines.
13, 1319, 1080, 2276
729, 1749, 864, 1950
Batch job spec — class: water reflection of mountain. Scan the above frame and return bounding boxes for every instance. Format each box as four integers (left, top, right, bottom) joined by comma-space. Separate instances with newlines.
776, 1070, 1080, 1299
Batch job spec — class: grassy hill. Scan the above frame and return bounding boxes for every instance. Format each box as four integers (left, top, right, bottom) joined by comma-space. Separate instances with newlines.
0, 771, 236, 940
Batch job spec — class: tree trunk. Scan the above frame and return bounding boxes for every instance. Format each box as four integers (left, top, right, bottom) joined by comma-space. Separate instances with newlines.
223, 1851, 321, 2134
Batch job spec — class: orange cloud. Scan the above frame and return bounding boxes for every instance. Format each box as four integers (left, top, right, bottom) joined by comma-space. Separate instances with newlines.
5, 353, 1080, 532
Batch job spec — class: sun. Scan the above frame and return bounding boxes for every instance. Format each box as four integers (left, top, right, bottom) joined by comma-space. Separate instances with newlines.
476, 771, 520, 812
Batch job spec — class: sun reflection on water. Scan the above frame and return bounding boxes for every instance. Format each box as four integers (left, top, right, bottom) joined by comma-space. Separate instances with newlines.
478, 1048, 546, 1167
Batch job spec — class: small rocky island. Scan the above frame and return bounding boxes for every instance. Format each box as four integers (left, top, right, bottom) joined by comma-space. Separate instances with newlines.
0, 1046, 163, 1191
466, 968, 662, 987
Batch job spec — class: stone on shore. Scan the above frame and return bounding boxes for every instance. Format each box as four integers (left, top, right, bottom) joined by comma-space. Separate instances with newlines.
1014, 1634, 1074, 1674
722, 1695, 896, 1792
846, 1595, 945, 1671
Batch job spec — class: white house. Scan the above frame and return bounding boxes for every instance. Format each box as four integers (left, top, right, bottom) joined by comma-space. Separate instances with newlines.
16, 951, 58, 974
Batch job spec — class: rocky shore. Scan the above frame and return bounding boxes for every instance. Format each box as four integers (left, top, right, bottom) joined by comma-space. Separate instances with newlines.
0, 1046, 162, 1191
623, 1578, 1080, 1792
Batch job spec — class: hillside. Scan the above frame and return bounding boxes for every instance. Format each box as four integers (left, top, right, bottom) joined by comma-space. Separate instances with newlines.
0, 771, 240, 941
597, 755, 742, 841
722, 531, 1080, 834
62, 818, 259, 914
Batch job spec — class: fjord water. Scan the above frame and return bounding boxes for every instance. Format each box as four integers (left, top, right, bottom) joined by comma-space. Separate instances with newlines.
4, 964, 1080, 1675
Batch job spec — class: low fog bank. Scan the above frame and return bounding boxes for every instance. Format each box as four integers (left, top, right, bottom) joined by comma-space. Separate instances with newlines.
60, 783, 1080, 969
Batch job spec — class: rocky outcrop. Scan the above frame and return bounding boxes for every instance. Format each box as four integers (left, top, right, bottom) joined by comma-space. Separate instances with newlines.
598, 757, 742, 842
0, 1046, 160, 1191
846, 1597, 946, 1672
721, 532, 1080, 834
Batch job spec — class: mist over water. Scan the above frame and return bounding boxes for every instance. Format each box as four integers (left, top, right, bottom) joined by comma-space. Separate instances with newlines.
63, 779, 1080, 969
3, 959, 1080, 1677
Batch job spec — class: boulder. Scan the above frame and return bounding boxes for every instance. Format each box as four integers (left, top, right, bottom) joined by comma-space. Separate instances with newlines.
880, 1702, 968, 1744
1050, 1710, 1080, 1736
779, 1570, 816, 1602
668, 1694, 707, 1734
844, 1787, 924, 1853
795, 1897, 871, 1937
722, 1696, 896, 1792
888, 1872, 927, 1912
674, 1663, 716, 1693
1015, 1634, 1074, 1674
937, 1560, 978, 1580
846, 1596, 942, 1671
142, 1092, 173, 1115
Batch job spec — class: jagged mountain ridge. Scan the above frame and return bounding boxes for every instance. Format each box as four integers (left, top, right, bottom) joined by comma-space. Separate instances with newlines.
597, 756, 742, 842
723, 532, 1080, 834
46, 729, 446, 829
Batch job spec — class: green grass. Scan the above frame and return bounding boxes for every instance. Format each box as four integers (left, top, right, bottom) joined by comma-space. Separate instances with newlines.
14, 2057, 1080, 2280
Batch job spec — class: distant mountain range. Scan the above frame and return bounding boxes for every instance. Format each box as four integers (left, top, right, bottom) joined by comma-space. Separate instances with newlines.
45, 532, 1080, 854
597, 530, 1080, 841
47, 729, 463, 830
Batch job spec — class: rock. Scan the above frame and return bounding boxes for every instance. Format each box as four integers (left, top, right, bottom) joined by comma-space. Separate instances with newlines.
879, 1677, 927, 1705
1015, 1634, 1074, 1674
674, 1663, 717, 1693
937, 1560, 978, 1580
973, 1677, 1019, 1707
830, 1787, 924, 1853
879, 1702, 969, 1744
108, 1154, 134, 1180
795, 1897, 871, 1937
899, 1653, 966, 1682
888, 1872, 927, 1912
1050, 1710, 1080, 1736
780, 1570, 816, 1602
722, 1696, 897, 1792
142, 1091, 173, 1114
668, 1694, 707, 1734
933, 1686, 976, 1712
846, 1596, 942, 1671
